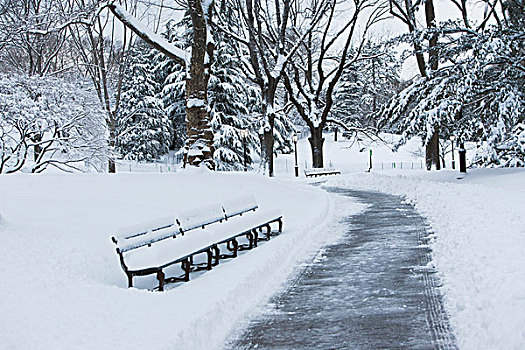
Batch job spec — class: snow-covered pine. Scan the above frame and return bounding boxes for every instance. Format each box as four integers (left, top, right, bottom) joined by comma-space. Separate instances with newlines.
156, 18, 191, 150
116, 40, 172, 161
334, 43, 401, 129
208, 4, 259, 171
380, 15, 524, 167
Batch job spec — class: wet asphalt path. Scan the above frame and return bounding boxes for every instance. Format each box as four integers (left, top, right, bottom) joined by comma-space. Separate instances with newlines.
225, 188, 456, 350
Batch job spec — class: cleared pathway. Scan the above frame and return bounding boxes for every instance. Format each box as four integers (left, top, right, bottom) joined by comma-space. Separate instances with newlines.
225, 188, 456, 350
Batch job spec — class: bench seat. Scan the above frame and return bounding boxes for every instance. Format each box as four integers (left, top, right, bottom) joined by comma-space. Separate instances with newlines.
123, 229, 214, 271
207, 208, 282, 244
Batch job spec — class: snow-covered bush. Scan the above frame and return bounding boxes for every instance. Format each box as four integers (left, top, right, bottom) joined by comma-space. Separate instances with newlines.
0, 74, 107, 173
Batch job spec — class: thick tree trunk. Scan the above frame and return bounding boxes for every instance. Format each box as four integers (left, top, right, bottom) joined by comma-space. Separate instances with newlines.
308, 126, 325, 168
261, 80, 277, 177
185, 0, 215, 169
425, 130, 441, 170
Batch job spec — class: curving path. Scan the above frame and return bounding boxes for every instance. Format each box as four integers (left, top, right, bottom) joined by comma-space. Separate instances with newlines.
225, 188, 457, 350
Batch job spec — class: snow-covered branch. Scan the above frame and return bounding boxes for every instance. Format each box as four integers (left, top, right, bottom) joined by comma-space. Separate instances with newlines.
107, 3, 188, 65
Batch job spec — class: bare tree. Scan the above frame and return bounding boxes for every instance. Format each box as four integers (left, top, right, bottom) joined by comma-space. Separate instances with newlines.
281, 0, 388, 168
66, 0, 138, 173
216, 0, 328, 176
0, 74, 107, 174
0, 0, 87, 75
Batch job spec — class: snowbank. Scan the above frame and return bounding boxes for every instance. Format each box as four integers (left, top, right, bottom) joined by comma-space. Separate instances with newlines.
0, 170, 362, 350
326, 169, 525, 350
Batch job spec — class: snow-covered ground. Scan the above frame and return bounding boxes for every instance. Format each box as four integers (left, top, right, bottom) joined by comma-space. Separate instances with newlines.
1, 133, 524, 349
278, 134, 525, 349
0, 168, 362, 350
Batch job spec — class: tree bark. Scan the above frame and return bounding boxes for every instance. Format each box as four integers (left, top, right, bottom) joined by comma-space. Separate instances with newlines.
424, 0, 440, 170
185, 0, 215, 169
425, 130, 441, 170
109, 1, 215, 169
308, 126, 325, 168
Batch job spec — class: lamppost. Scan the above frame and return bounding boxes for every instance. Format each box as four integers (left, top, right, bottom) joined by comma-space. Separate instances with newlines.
450, 135, 456, 170
241, 129, 248, 172
459, 141, 467, 174
293, 133, 299, 177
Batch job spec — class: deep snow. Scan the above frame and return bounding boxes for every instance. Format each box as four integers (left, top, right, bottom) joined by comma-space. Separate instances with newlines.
1, 134, 524, 350
0, 168, 362, 350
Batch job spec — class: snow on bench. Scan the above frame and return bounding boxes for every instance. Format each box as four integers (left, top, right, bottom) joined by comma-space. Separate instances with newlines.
111, 216, 176, 244
111, 196, 283, 291
304, 167, 341, 177
176, 203, 226, 232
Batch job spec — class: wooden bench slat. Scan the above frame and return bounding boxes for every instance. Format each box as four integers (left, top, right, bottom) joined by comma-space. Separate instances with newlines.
117, 225, 180, 253
222, 195, 258, 218
113, 216, 176, 243
177, 203, 226, 231
207, 209, 282, 244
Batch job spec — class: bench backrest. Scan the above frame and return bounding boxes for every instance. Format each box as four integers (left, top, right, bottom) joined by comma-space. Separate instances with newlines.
112, 216, 176, 244
176, 203, 226, 232
113, 196, 260, 254
222, 195, 258, 218
117, 225, 180, 253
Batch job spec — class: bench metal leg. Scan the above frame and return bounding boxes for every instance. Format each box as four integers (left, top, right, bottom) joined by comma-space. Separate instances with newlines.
239, 232, 254, 250
232, 239, 238, 258
157, 270, 165, 292
212, 245, 220, 266
222, 239, 239, 258
127, 273, 134, 288
278, 218, 283, 233
265, 224, 271, 239
182, 258, 191, 282
206, 249, 213, 270
252, 229, 258, 247
257, 226, 269, 242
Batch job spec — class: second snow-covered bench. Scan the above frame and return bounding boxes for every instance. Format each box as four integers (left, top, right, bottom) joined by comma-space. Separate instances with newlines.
111, 195, 282, 291
304, 168, 341, 177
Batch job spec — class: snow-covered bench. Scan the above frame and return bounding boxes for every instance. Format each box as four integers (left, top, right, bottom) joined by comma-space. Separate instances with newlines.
304, 168, 341, 177
111, 195, 282, 291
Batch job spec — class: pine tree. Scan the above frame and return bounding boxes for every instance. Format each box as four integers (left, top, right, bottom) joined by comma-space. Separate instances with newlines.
334, 43, 401, 129
380, 14, 525, 167
208, 5, 259, 171
156, 18, 191, 150
116, 40, 172, 161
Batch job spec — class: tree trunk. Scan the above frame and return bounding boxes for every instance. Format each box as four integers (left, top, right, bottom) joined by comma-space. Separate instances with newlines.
424, 0, 440, 171
425, 130, 441, 170
308, 126, 325, 168
260, 80, 277, 177
185, 0, 215, 169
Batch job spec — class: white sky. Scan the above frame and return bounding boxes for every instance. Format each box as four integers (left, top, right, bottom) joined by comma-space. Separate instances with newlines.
106, 0, 501, 80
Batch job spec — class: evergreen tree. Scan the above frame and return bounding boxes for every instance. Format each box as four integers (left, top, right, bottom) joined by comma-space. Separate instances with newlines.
116, 40, 171, 161
334, 43, 401, 129
208, 1, 264, 171
380, 13, 525, 167
156, 18, 191, 150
